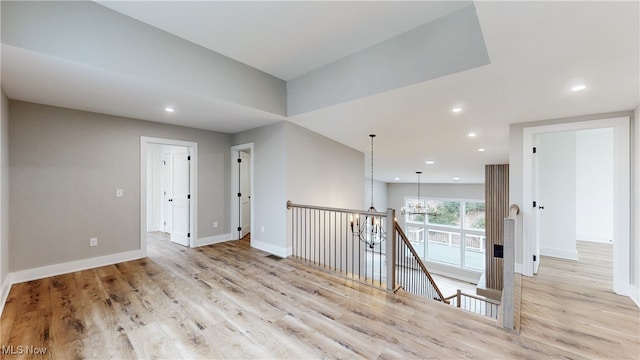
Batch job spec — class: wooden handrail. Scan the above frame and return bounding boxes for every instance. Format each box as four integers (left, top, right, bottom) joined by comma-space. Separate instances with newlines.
459, 292, 501, 305
286, 200, 388, 217
394, 221, 447, 303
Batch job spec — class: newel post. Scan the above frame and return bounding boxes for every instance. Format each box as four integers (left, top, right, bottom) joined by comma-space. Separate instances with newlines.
385, 208, 396, 291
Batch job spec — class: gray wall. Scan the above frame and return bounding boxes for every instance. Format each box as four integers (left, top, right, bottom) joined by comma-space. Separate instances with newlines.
388, 182, 484, 228
0, 89, 9, 289
9, 101, 231, 271
233, 121, 364, 256
286, 123, 364, 210
365, 179, 388, 211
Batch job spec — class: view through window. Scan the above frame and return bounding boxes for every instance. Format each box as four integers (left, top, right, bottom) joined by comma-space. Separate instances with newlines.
405, 198, 486, 271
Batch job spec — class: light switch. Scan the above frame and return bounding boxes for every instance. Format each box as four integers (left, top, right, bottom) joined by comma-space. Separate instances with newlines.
116, 189, 124, 197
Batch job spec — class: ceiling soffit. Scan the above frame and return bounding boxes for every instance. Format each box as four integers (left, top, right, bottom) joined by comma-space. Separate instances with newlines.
286, 5, 489, 116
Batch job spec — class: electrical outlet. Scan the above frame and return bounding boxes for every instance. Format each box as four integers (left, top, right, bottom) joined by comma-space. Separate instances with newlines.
116, 189, 124, 197
213, 221, 218, 228
261, 225, 265, 233
90, 237, 98, 247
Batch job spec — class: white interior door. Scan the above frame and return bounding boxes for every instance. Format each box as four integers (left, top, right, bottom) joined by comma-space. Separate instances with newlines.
240, 150, 251, 238
536, 132, 578, 264
532, 137, 541, 274
170, 148, 190, 246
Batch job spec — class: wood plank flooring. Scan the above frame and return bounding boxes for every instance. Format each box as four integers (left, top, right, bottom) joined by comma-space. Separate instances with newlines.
520, 241, 639, 359
1, 234, 638, 359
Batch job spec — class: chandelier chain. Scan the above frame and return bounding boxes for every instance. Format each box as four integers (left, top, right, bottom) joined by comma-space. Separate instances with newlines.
370, 134, 375, 210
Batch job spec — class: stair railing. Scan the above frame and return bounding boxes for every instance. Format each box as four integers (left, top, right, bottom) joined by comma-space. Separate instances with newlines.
393, 222, 446, 303
443, 289, 500, 319
287, 201, 396, 290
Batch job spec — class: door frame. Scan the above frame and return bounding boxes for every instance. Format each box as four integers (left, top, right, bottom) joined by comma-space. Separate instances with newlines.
141, 136, 198, 254
522, 116, 630, 296
230, 143, 254, 242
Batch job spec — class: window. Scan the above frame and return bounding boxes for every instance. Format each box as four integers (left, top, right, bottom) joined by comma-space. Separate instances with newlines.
404, 198, 486, 271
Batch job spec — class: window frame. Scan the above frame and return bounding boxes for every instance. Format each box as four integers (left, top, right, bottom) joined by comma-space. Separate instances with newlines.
403, 196, 486, 271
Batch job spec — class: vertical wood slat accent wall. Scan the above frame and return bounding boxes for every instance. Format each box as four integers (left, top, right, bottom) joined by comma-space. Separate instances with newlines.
485, 164, 509, 291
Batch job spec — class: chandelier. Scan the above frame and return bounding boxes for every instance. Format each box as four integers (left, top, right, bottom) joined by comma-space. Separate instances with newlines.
402, 171, 427, 215
351, 134, 386, 248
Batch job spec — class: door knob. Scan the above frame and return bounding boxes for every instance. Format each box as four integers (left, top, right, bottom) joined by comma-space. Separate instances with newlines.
538, 206, 544, 210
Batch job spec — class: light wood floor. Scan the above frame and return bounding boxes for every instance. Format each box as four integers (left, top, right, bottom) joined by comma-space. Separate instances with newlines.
520, 241, 639, 359
1, 234, 638, 359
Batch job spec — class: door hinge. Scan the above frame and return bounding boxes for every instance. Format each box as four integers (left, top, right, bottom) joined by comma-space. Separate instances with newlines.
237, 227, 242, 232
187, 233, 191, 238
533, 147, 537, 153
533, 201, 537, 208
187, 156, 191, 161
163, 191, 166, 196
187, 194, 191, 199
237, 192, 241, 197
162, 160, 166, 165
164, 221, 166, 226
533, 255, 537, 262
237, 158, 242, 163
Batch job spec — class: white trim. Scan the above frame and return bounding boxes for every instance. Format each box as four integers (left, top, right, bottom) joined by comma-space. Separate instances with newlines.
521, 117, 630, 297
540, 248, 579, 261
193, 233, 233, 247
252, 239, 287, 258
426, 261, 482, 284
515, 263, 523, 274
576, 233, 613, 244
230, 143, 254, 243
148, 225, 164, 233
141, 137, 198, 252
0, 276, 10, 316
10, 249, 144, 284
630, 284, 640, 308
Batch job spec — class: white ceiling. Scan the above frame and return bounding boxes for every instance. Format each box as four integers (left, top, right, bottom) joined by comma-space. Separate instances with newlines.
96, 1, 472, 81
2, 1, 638, 184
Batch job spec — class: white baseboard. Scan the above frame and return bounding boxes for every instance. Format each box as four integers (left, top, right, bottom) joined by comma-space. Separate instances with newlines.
630, 284, 640, 308
540, 247, 579, 261
251, 239, 287, 258
10, 249, 145, 284
0, 275, 10, 316
148, 225, 164, 232
193, 233, 233, 247
576, 233, 613, 244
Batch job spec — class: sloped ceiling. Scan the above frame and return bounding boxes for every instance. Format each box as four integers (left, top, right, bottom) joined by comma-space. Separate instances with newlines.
1, 1, 638, 183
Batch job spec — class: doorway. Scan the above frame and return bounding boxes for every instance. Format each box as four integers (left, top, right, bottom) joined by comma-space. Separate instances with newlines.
522, 116, 630, 296
231, 143, 254, 242
141, 137, 198, 254
160, 145, 191, 246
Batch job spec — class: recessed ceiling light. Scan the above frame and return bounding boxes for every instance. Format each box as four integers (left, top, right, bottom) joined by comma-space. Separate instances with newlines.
453, 177, 461, 181
571, 84, 586, 92
164, 107, 175, 113
468, 132, 476, 138
394, 177, 400, 181
478, 148, 485, 152
425, 160, 435, 165
452, 107, 462, 113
